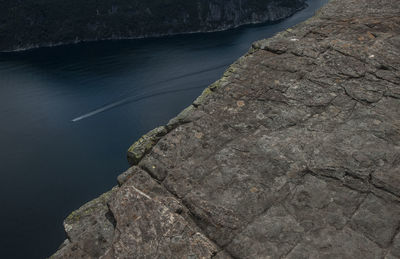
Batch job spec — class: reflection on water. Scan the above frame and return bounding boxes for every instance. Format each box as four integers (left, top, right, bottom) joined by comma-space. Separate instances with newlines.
0, 1, 328, 258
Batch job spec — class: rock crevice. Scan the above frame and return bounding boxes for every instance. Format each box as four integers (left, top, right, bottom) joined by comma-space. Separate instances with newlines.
52, 0, 400, 257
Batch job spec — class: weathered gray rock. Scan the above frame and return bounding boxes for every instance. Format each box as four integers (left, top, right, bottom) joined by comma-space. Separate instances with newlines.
52, 0, 400, 258
106, 168, 219, 258
391, 233, 400, 258
51, 188, 118, 258
286, 227, 384, 259
127, 126, 167, 166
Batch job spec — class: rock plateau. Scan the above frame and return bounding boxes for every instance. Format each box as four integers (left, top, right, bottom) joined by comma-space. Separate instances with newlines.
52, 0, 400, 258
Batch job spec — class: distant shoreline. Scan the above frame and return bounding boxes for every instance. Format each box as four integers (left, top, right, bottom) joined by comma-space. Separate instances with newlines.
0, 2, 306, 53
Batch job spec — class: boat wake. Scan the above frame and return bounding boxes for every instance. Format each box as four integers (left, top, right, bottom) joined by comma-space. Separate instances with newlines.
71, 63, 229, 122
71, 85, 206, 122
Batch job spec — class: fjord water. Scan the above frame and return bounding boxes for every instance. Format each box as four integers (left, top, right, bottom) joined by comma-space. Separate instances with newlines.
0, 1, 328, 258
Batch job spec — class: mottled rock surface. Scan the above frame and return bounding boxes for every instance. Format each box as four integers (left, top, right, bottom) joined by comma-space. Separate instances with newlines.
52, 0, 400, 257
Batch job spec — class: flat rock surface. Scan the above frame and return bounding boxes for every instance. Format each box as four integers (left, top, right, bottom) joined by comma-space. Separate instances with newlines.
52, 0, 400, 258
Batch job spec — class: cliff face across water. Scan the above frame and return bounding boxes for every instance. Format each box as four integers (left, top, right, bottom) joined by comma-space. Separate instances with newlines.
51, 0, 400, 258
0, 0, 305, 52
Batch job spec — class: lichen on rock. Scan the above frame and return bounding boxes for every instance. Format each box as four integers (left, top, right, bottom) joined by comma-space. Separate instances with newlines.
52, 0, 400, 257
127, 126, 168, 165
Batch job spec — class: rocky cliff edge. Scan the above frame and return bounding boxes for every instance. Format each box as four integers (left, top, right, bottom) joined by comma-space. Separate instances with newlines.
52, 0, 400, 257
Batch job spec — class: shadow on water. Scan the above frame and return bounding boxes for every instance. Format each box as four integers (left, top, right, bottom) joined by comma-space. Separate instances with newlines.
0, 0, 329, 258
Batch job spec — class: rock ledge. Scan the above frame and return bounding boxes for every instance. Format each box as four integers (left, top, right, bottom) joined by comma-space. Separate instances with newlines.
52, 0, 400, 258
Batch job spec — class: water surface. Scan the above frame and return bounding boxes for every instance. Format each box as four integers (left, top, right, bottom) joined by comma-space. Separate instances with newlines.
0, 1, 328, 257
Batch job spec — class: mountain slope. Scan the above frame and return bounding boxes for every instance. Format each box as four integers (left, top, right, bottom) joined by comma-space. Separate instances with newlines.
0, 0, 305, 51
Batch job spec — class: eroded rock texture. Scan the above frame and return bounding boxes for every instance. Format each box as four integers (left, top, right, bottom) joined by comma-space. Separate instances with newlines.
52, 0, 400, 257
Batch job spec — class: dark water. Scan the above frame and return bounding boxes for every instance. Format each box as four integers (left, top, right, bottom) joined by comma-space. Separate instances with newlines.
0, 1, 328, 258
